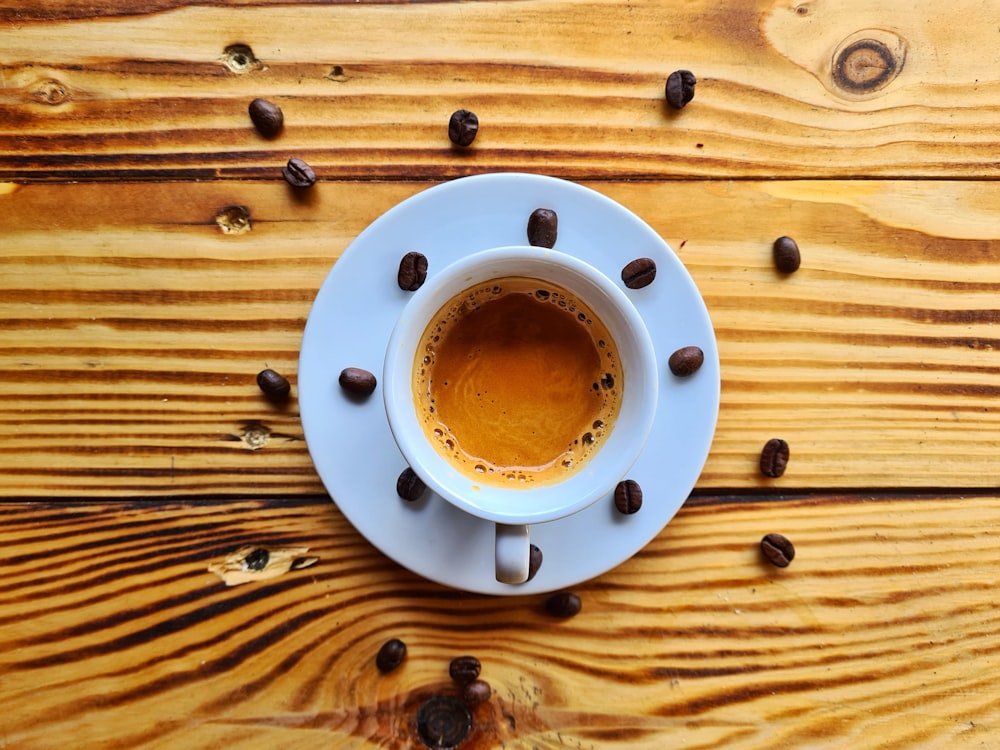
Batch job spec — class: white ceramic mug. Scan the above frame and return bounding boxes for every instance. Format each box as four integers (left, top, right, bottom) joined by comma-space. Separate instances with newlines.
383, 246, 658, 584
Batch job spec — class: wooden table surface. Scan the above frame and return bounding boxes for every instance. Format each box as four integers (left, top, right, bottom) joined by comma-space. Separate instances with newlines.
3, 0, 999, 747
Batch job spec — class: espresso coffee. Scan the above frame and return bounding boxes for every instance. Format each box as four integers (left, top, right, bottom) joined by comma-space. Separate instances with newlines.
414, 277, 622, 488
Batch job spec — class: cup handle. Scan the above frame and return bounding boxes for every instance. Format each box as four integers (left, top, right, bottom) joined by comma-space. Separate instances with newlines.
495, 523, 530, 584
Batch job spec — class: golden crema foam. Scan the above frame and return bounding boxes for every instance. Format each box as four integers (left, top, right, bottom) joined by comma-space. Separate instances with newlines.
413, 276, 622, 487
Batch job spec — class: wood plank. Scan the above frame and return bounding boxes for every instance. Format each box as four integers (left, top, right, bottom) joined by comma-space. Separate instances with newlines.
2, 492, 998, 747
2, 178, 999, 496
2, 0, 999, 180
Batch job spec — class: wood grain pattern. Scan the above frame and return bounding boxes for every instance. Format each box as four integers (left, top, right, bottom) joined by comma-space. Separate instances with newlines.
2, 0, 1000, 180
2, 178, 998, 497
2, 2, 999, 745
2, 493, 999, 748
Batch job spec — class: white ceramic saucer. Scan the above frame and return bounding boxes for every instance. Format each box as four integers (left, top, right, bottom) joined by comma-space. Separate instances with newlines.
298, 173, 719, 595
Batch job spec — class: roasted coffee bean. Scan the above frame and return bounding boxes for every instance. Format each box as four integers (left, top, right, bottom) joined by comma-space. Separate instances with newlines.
339, 367, 377, 396
248, 97, 283, 138
665, 70, 697, 109
668, 346, 704, 377
759, 438, 790, 478
621, 257, 657, 289
243, 547, 269, 571
760, 533, 795, 568
462, 679, 492, 706
448, 656, 482, 684
526, 543, 543, 582
396, 467, 426, 502
544, 591, 582, 618
614, 479, 642, 514
256, 368, 291, 401
527, 208, 558, 248
375, 638, 407, 673
448, 109, 479, 146
773, 236, 801, 274
397, 251, 428, 291
416, 695, 472, 748
282, 157, 316, 188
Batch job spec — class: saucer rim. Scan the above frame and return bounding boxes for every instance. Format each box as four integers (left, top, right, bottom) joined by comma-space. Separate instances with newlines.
298, 172, 720, 595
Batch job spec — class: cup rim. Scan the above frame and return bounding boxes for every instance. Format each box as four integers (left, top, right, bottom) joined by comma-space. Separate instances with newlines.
383, 245, 659, 525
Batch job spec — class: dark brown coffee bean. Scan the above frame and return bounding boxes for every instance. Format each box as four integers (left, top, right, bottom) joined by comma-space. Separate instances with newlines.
248, 97, 283, 138
243, 547, 269, 571
282, 157, 316, 188
339, 367, 377, 396
544, 591, 582, 618
759, 438, 790, 478
462, 679, 492, 706
668, 346, 704, 377
448, 109, 479, 146
397, 251, 428, 291
614, 479, 642, 514
526, 544, 543, 582
665, 70, 697, 109
256, 368, 291, 401
448, 655, 482, 684
760, 533, 795, 568
527, 208, 558, 248
621, 257, 657, 289
375, 638, 407, 673
773, 236, 801, 274
416, 695, 472, 748
396, 467, 426, 502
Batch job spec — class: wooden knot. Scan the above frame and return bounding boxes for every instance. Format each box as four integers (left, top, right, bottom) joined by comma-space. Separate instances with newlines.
416, 695, 472, 749
325, 65, 349, 82
31, 79, 71, 106
215, 205, 252, 234
240, 422, 271, 449
222, 43, 264, 74
831, 33, 905, 95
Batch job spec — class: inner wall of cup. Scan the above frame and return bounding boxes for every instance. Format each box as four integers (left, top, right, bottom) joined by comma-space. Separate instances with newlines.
385, 248, 657, 525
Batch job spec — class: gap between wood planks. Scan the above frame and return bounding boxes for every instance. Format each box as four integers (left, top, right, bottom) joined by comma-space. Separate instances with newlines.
0, 488, 997, 506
